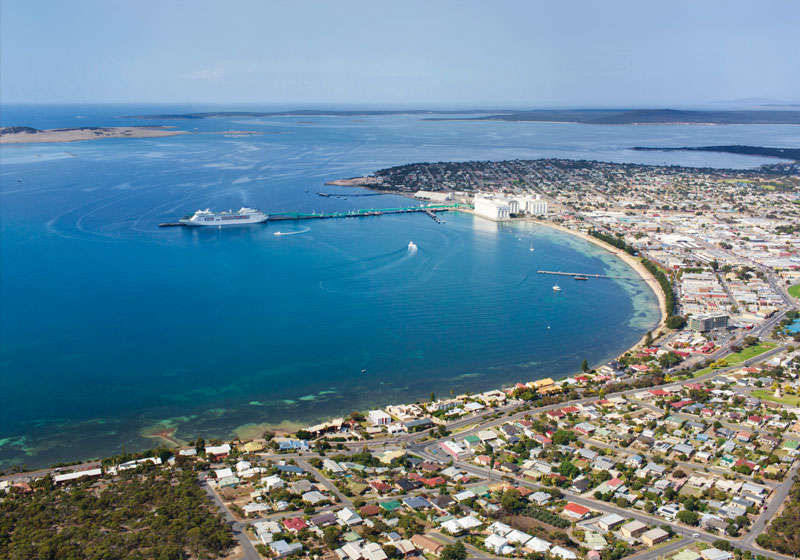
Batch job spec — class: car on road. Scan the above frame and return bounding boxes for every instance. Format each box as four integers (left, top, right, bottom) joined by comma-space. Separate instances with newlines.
692, 533, 699, 538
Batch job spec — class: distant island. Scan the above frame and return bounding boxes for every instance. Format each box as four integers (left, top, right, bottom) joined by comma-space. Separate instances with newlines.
0, 125, 186, 144
123, 109, 509, 120
427, 108, 800, 125
124, 108, 800, 125
632, 145, 800, 160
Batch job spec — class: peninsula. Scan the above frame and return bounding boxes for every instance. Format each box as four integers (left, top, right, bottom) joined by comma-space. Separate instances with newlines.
0, 125, 186, 144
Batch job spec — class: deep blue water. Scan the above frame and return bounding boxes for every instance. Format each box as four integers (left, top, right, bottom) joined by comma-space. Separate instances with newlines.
2, 105, 797, 469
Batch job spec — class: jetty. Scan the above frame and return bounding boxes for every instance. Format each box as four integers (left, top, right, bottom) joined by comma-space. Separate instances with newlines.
160, 204, 462, 227
537, 270, 631, 280
316, 192, 382, 197
266, 204, 459, 222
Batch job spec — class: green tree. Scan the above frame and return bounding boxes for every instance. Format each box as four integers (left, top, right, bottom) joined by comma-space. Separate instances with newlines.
501, 489, 522, 512
441, 541, 467, 560
581, 359, 589, 372
666, 315, 686, 329
677, 510, 699, 526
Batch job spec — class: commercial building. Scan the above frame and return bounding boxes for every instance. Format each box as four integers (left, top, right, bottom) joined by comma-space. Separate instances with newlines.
620, 520, 648, 538
597, 513, 626, 531
688, 314, 729, 332
641, 528, 670, 546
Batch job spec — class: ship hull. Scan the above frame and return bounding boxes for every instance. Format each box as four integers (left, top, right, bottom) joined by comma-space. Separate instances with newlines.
179, 216, 267, 227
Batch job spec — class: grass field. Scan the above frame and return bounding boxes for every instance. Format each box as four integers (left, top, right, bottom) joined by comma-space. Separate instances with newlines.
689, 341, 778, 378
789, 283, 800, 299
752, 389, 800, 407
726, 341, 778, 364
691, 367, 713, 378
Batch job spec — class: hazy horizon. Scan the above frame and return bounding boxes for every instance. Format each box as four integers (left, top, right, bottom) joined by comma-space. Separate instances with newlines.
2, 0, 798, 107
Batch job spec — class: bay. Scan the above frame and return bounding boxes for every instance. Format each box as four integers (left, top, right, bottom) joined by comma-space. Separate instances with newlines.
1, 105, 796, 469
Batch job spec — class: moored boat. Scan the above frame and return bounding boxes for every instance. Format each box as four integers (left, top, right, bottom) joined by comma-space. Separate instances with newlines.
179, 207, 267, 227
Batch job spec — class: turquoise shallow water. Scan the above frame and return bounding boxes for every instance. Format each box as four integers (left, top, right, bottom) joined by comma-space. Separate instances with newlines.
3, 105, 795, 469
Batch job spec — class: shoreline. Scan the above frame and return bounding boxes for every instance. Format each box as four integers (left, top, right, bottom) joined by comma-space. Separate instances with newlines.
530, 218, 668, 352
451, 208, 668, 357
221, 210, 668, 440
0, 203, 668, 469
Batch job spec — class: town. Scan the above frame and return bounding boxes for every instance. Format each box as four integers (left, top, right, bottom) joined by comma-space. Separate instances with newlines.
2, 158, 799, 560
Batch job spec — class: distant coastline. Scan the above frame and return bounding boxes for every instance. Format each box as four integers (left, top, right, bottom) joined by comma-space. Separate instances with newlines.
632, 145, 800, 160
124, 108, 800, 125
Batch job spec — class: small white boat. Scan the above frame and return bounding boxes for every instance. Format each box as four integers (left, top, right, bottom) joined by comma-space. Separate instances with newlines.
274, 231, 283, 236
408, 241, 418, 252
553, 285, 561, 291
529, 243, 535, 252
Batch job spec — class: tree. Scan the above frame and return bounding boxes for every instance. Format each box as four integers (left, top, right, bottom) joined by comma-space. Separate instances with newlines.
666, 315, 686, 329
552, 430, 576, 446
501, 489, 522, 513
441, 541, 467, 560
644, 331, 653, 347
430, 392, 436, 402
581, 359, 589, 372
323, 526, 341, 547
677, 510, 699, 526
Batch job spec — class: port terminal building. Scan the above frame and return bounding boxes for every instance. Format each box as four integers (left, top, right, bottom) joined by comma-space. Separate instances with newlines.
473, 192, 548, 221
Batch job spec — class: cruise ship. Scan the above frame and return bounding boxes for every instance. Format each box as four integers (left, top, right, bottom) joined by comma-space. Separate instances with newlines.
179, 207, 268, 227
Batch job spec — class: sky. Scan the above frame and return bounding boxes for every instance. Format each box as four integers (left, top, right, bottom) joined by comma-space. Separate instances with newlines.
1, 0, 799, 107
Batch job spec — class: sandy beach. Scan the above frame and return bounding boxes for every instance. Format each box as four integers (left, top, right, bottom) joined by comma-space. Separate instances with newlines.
450, 207, 668, 354
529, 219, 669, 346
0, 126, 187, 144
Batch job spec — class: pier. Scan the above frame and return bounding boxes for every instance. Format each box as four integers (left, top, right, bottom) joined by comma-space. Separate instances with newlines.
316, 192, 382, 198
537, 270, 631, 280
266, 204, 459, 222
424, 209, 445, 223
160, 204, 463, 227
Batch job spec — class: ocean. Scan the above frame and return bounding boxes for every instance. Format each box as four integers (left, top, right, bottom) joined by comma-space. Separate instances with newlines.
1, 104, 797, 469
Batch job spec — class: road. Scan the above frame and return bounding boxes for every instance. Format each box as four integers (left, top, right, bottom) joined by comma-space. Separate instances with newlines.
411, 449, 794, 560
200, 474, 262, 560
741, 460, 800, 547
624, 537, 687, 560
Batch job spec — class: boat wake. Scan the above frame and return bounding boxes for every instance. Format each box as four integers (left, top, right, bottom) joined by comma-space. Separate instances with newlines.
319, 243, 429, 295
274, 227, 311, 236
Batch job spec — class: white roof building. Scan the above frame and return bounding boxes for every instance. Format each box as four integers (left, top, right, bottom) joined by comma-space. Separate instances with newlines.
484, 534, 515, 555
550, 546, 578, 560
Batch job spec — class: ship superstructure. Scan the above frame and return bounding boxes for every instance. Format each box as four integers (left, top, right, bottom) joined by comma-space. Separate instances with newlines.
179, 207, 267, 226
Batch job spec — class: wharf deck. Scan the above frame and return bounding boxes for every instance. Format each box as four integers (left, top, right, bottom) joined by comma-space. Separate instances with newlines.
160, 204, 462, 227
537, 270, 631, 280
